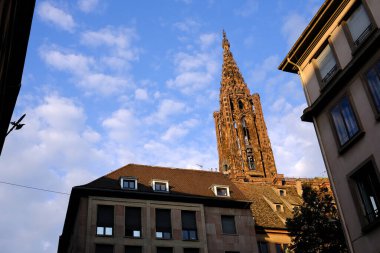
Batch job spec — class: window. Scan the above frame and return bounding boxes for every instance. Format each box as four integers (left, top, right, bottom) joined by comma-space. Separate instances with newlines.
350, 159, 380, 226
330, 96, 360, 146
184, 249, 199, 253
156, 209, 172, 239
242, 118, 250, 146
279, 189, 286, 196
121, 178, 137, 190
247, 155, 255, 170
182, 211, 197, 241
96, 244, 114, 253
125, 207, 141, 237
153, 180, 169, 192
315, 44, 337, 85
125, 246, 142, 253
347, 4, 372, 46
366, 60, 380, 115
257, 242, 269, 253
157, 247, 173, 253
238, 100, 244, 110
221, 215, 236, 234
276, 204, 283, 212
96, 205, 114, 236
212, 185, 230, 197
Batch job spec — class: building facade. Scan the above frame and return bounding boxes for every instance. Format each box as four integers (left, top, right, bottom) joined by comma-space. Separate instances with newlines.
279, 0, 380, 252
58, 164, 258, 253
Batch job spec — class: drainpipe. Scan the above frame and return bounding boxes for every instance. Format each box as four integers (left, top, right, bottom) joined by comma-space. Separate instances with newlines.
286, 58, 311, 106
286, 57, 355, 253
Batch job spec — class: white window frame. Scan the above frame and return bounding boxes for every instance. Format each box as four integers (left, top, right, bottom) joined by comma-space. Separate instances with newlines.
152, 180, 169, 192
120, 177, 138, 190
211, 185, 230, 197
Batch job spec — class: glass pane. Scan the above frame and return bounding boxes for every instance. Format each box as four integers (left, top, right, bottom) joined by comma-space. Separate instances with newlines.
366, 66, 380, 112
341, 97, 359, 138
217, 187, 228, 196
133, 230, 141, 237
105, 227, 113, 236
331, 105, 349, 145
96, 227, 104, 235
317, 45, 336, 79
221, 215, 236, 234
156, 232, 163, 238
347, 5, 371, 42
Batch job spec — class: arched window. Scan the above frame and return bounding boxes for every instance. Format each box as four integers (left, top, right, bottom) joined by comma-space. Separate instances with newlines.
238, 100, 244, 110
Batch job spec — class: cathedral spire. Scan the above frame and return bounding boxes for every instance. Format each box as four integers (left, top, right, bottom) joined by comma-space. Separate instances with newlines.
214, 32, 277, 182
221, 31, 246, 91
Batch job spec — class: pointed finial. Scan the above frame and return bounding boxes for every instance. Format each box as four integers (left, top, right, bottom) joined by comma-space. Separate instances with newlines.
222, 29, 230, 50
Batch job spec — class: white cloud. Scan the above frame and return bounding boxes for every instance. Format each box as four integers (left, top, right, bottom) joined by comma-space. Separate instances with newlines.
251, 55, 280, 82
146, 99, 187, 124
37, 2, 76, 32
234, 0, 259, 17
39, 48, 93, 75
78, 73, 132, 95
39, 46, 134, 96
166, 48, 219, 94
198, 33, 218, 49
267, 102, 325, 177
281, 13, 308, 46
78, 0, 99, 13
0, 94, 111, 253
173, 18, 201, 32
161, 118, 199, 141
135, 89, 148, 100
102, 109, 138, 142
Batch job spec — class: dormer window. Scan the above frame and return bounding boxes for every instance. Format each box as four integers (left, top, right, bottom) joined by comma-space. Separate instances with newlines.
212, 185, 230, 197
279, 189, 286, 196
153, 180, 169, 192
121, 177, 137, 190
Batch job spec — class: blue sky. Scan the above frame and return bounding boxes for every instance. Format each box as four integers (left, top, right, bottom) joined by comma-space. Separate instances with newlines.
0, 0, 325, 252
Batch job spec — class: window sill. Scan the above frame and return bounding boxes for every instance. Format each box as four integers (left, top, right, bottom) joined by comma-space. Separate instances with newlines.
96, 234, 113, 237
221, 233, 238, 236
155, 238, 172, 240
338, 131, 365, 155
362, 218, 380, 234
182, 239, 199, 242
124, 236, 143, 239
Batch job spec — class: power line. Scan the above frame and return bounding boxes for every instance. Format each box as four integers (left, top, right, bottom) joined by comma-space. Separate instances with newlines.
0, 180, 70, 195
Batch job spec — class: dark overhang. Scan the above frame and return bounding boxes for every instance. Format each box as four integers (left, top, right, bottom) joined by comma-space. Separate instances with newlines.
0, 0, 36, 155
278, 0, 342, 73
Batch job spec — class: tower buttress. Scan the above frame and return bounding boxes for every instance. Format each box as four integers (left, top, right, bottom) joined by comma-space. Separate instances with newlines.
214, 31, 277, 182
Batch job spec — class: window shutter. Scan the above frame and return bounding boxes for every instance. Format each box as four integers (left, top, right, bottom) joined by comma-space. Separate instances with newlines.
347, 5, 371, 43
97, 205, 114, 227
125, 207, 141, 232
156, 209, 171, 232
316, 45, 336, 80
182, 211, 197, 230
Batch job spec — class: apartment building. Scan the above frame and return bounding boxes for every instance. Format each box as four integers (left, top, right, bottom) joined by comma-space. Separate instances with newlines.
58, 164, 258, 253
279, 0, 380, 252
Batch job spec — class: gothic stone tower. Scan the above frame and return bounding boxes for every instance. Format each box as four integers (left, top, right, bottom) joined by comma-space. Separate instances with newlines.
214, 32, 277, 182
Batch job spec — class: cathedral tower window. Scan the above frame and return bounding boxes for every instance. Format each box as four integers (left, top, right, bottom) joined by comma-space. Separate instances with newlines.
248, 155, 255, 170
238, 100, 244, 110
242, 118, 250, 146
